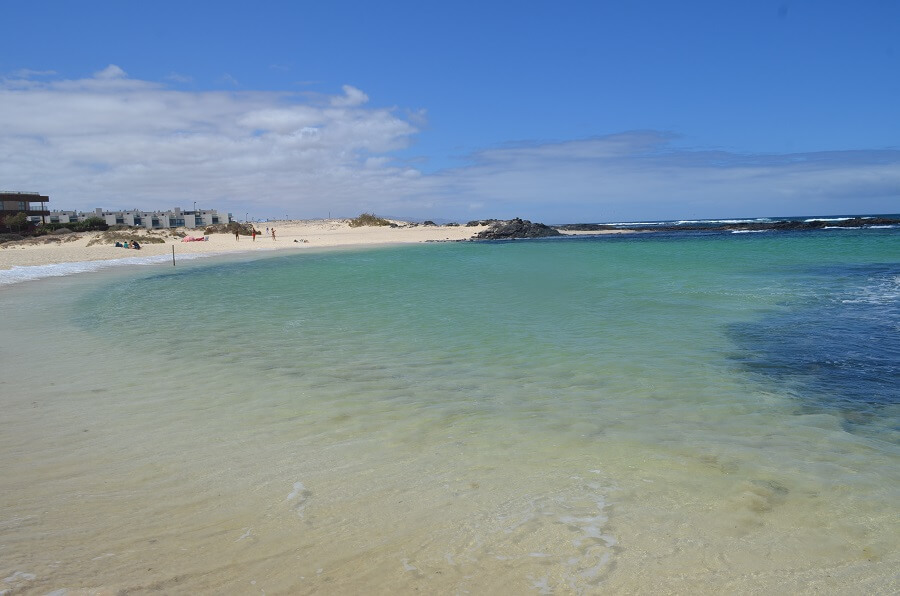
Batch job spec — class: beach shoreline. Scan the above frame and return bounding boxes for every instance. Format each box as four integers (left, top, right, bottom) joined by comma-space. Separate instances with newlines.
0, 219, 632, 271
0, 219, 473, 271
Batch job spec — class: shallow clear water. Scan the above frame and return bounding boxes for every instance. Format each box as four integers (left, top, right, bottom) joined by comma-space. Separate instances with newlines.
1, 229, 898, 594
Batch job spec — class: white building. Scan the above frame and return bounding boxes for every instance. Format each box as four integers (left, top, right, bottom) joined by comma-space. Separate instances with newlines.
28, 207, 232, 229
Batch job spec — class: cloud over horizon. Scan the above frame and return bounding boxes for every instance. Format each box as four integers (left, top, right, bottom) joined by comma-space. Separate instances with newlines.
429, 135, 900, 222
1, 68, 897, 222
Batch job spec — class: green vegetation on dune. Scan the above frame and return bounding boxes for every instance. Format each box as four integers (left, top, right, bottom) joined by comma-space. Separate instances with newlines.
348, 213, 392, 227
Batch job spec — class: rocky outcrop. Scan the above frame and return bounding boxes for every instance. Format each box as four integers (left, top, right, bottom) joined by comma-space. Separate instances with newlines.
474, 218, 562, 240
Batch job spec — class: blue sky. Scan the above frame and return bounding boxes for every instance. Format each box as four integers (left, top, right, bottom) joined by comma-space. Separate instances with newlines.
2, 1, 898, 222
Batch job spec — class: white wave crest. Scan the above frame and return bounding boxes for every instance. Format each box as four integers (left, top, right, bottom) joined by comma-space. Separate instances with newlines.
0, 253, 211, 286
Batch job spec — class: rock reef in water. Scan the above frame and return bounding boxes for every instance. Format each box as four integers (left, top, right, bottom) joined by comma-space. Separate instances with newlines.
720, 217, 900, 231
474, 218, 563, 240
557, 217, 900, 233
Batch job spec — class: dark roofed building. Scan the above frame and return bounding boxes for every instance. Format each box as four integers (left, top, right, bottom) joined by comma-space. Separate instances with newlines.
1, 191, 50, 223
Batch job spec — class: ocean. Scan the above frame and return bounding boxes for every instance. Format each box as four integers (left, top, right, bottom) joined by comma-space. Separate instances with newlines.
1, 224, 898, 594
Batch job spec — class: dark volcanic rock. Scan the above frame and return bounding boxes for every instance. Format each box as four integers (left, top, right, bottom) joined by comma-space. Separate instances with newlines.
723, 217, 900, 232
474, 218, 563, 240
556, 216, 900, 234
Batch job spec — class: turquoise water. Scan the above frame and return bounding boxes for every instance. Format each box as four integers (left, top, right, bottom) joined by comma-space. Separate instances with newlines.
1, 229, 898, 594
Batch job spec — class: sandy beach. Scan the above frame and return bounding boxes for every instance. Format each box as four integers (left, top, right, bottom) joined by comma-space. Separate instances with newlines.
0, 220, 480, 270
0, 219, 633, 271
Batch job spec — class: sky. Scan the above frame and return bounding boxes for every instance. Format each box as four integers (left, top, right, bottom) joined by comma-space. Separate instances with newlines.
1, 1, 898, 223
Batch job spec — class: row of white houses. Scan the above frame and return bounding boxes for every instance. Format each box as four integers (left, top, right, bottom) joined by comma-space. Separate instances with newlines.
27, 207, 232, 230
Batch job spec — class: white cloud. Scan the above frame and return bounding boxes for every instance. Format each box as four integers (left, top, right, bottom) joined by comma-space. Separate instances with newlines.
166, 72, 194, 83
94, 64, 127, 79
1, 68, 896, 222
0, 68, 424, 217
330, 85, 368, 107
10, 68, 57, 78
417, 134, 900, 222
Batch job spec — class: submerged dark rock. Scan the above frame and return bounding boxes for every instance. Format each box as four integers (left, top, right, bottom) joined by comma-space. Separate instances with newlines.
474, 218, 563, 240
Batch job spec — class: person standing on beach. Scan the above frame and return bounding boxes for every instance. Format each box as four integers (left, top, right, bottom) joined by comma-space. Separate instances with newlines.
235, 230, 239, 241
272, 228, 276, 241
252, 229, 256, 241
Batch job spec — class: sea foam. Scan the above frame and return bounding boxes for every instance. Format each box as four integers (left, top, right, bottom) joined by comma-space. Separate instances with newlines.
0, 253, 211, 286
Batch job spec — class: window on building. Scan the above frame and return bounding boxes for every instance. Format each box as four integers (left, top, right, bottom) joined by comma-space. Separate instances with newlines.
115, 217, 125, 224
212, 217, 220, 224
152, 218, 160, 227
133, 217, 142, 225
